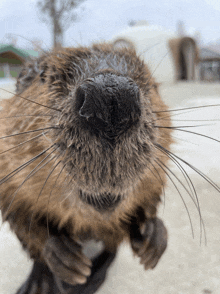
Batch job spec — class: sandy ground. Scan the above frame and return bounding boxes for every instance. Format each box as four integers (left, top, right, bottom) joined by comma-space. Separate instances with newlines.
1, 80, 220, 294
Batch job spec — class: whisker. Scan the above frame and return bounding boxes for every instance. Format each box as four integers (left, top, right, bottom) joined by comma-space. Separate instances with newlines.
0, 88, 61, 112
157, 119, 220, 122
0, 127, 57, 140
2, 147, 57, 215
0, 115, 52, 120
6, 33, 49, 54
156, 127, 220, 144
28, 158, 61, 238
0, 132, 48, 156
155, 146, 206, 243
150, 101, 220, 125
153, 104, 220, 114
156, 143, 220, 193
153, 126, 199, 147
46, 163, 66, 237
156, 124, 212, 129
151, 108, 202, 124
148, 51, 169, 82
171, 134, 198, 145
148, 162, 166, 209
157, 146, 195, 202
59, 175, 75, 204
0, 145, 55, 186
139, 41, 163, 57
154, 158, 194, 238
60, 192, 71, 204
169, 153, 206, 245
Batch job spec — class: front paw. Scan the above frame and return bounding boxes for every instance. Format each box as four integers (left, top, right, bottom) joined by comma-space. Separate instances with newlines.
130, 218, 167, 270
43, 235, 92, 285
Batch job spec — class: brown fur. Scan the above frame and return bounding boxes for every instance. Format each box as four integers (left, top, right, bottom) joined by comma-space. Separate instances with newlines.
0, 43, 172, 262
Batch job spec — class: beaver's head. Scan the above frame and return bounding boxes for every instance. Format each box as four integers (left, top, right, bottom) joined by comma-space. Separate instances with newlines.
34, 45, 158, 212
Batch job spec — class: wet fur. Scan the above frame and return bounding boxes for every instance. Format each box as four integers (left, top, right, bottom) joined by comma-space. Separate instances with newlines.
0, 43, 172, 291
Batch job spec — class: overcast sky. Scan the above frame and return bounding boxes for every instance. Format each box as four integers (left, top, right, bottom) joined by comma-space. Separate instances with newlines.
0, 0, 220, 49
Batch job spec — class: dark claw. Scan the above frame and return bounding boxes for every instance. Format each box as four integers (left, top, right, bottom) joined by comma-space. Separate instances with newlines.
43, 235, 92, 285
130, 217, 167, 270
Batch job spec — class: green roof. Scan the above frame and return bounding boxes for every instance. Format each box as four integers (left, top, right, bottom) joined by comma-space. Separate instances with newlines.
23, 49, 39, 58
0, 44, 39, 60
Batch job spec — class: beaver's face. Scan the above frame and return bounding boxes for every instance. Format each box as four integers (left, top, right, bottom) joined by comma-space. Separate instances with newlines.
47, 46, 158, 211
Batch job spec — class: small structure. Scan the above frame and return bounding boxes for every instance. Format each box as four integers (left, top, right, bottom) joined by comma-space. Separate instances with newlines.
199, 48, 220, 82
111, 23, 199, 84
0, 44, 39, 79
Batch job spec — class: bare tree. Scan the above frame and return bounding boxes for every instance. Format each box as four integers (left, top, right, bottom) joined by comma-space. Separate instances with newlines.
5, 34, 18, 46
31, 38, 44, 51
37, 0, 84, 48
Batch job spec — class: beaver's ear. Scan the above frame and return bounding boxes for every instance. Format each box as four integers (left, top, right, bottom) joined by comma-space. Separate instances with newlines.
16, 57, 48, 94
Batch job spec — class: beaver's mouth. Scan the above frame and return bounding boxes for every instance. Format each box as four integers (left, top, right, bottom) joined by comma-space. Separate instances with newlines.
79, 190, 122, 211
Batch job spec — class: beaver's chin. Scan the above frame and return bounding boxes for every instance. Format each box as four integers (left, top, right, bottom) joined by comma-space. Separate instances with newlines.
79, 190, 123, 212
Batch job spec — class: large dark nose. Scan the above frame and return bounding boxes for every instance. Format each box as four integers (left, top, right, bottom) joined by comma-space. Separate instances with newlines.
75, 73, 141, 137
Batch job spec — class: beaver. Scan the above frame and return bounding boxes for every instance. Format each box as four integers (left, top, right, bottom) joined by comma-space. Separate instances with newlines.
0, 43, 172, 294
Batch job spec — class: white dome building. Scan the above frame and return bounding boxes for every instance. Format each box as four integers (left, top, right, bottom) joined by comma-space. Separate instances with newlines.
111, 23, 198, 84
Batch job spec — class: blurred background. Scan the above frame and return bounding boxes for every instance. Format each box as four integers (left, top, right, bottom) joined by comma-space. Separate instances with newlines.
0, 0, 220, 82
1, 1, 220, 294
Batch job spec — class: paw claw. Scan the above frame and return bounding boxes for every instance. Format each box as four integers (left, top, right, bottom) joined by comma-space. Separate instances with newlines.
131, 217, 167, 270
43, 235, 92, 285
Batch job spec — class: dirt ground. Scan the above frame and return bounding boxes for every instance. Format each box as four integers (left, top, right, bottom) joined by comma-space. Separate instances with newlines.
1, 80, 220, 294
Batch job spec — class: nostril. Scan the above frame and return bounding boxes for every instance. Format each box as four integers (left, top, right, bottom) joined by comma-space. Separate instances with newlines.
75, 87, 86, 111
75, 86, 96, 119
79, 97, 95, 119
75, 82, 109, 123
